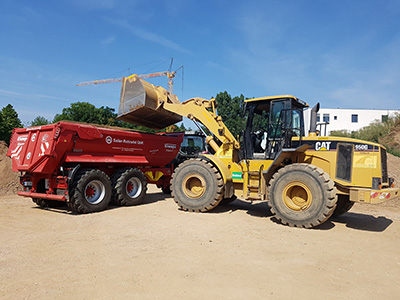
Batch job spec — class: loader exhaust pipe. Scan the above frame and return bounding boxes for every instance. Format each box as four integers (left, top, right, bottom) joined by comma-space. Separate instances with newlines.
309, 102, 320, 136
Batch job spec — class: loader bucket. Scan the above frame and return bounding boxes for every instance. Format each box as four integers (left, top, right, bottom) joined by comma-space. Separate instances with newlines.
117, 75, 182, 129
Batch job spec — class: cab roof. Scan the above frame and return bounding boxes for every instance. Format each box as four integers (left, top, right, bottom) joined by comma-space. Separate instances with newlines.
244, 95, 309, 108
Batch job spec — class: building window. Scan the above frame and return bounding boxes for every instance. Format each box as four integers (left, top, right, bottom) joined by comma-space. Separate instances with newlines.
334, 116, 337, 120
323, 114, 330, 123
317, 113, 320, 122
382, 115, 388, 122
351, 114, 358, 123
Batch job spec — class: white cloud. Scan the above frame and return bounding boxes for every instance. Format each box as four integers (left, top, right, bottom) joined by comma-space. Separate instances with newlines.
107, 19, 192, 55
221, 4, 400, 110
101, 36, 116, 46
0, 88, 71, 102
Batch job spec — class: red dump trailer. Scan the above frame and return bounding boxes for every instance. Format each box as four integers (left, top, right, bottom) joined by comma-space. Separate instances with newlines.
6, 122, 183, 213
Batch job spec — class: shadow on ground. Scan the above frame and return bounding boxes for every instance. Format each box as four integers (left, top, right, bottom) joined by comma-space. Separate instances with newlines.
31, 194, 394, 232
213, 200, 393, 232
211, 199, 273, 218
329, 212, 393, 232
31, 190, 169, 215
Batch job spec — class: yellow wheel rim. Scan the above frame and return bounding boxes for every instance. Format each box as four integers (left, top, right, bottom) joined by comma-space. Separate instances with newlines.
282, 181, 312, 211
182, 173, 206, 199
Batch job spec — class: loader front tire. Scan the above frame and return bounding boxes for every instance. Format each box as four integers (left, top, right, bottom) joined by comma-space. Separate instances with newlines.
171, 158, 224, 212
111, 168, 147, 206
69, 169, 112, 213
268, 164, 337, 228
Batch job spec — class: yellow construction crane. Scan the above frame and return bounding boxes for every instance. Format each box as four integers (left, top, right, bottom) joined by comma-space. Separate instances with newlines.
76, 67, 183, 94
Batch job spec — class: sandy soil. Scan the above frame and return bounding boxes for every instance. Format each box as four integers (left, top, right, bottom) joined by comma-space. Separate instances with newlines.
0, 141, 20, 196
0, 185, 399, 300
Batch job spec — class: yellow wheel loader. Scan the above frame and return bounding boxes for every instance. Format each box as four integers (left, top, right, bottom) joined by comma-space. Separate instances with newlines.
117, 75, 399, 228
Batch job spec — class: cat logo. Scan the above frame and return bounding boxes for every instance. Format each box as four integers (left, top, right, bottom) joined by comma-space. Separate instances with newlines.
315, 141, 332, 151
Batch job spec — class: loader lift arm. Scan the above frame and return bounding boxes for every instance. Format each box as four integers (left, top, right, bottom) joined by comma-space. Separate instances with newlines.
163, 97, 240, 151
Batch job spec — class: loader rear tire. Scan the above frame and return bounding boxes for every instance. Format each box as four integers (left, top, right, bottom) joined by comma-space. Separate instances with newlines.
111, 168, 147, 206
171, 158, 224, 212
268, 164, 337, 228
332, 194, 354, 217
69, 169, 112, 213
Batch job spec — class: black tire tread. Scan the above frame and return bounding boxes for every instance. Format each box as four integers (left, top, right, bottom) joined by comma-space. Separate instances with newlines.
111, 168, 147, 206
32, 198, 64, 208
68, 168, 111, 213
171, 158, 224, 212
267, 163, 337, 228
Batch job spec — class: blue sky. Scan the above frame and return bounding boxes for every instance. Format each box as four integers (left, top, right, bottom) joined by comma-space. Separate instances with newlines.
1, 0, 400, 126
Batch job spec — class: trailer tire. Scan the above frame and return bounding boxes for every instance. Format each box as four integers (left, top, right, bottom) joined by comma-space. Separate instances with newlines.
32, 198, 64, 208
171, 158, 224, 212
332, 194, 354, 217
69, 169, 112, 213
268, 164, 337, 228
111, 168, 147, 206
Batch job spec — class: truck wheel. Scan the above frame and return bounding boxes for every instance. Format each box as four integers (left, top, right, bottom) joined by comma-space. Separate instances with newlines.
171, 158, 224, 212
111, 168, 147, 206
69, 169, 112, 213
332, 194, 354, 217
268, 164, 337, 228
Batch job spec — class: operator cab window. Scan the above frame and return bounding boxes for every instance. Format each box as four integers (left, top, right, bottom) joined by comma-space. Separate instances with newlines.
242, 97, 305, 160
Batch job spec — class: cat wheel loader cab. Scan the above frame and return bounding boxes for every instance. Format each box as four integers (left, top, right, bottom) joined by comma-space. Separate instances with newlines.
241, 95, 308, 160
117, 75, 400, 228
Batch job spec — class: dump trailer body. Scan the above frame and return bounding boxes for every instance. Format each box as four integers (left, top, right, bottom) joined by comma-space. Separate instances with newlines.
7, 122, 183, 210
8, 122, 182, 173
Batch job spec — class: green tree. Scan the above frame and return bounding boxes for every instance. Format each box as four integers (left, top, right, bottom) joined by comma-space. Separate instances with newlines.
53, 102, 126, 127
0, 104, 23, 144
30, 116, 50, 127
97, 106, 119, 126
53, 102, 99, 124
52, 102, 188, 134
215, 91, 245, 137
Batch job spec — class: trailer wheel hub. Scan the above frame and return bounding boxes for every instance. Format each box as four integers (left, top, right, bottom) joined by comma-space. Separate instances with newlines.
182, 174, 206, 199
84, 180, 106, 205
126, 177, 142, 198
282, 181, 312, 211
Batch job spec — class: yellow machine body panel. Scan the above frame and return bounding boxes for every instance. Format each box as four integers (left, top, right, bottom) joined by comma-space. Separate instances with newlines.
299, 136, 384, 188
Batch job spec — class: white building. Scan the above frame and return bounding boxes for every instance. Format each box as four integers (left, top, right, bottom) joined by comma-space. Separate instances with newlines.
303, 108, 399, 136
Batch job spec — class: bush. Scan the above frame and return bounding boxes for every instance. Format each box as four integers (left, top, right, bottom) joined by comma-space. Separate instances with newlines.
330, 113, 400, 157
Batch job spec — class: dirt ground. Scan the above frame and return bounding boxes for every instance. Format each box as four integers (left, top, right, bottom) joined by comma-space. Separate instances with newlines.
1, 142, 400, 299
0, 184, 400, 300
